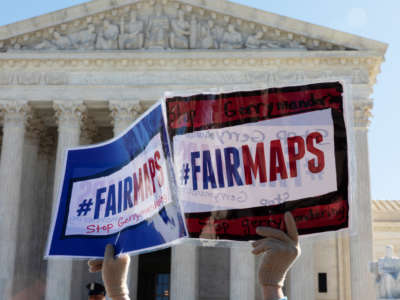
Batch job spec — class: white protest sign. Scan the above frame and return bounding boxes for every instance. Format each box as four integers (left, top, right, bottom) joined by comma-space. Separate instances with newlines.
173, 109, 337, 213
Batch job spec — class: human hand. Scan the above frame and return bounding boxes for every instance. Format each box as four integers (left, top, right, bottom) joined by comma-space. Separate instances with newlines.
88, 244, 130, 300
252, 212, 300, 288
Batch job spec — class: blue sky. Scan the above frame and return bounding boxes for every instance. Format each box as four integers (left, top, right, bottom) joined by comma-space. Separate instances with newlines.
1, 0, 398, 200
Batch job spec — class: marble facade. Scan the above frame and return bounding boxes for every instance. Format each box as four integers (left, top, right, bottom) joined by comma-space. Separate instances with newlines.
0, 0, 388, 299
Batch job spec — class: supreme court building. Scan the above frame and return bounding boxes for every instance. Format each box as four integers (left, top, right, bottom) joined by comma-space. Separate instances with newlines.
0, 0, 388, 299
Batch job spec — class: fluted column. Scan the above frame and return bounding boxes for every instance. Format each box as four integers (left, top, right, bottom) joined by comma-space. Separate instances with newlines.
0, 101, 30, 300
71, 114, 104, 300
349, 101, 375, 300
287, 237, 315, 300
337, 231, 352, 300
230, 246, 255, 299
109, 100, 141, 299
171, 244, 199, 300
12, 118, 48, 298
45, 101, 86, 300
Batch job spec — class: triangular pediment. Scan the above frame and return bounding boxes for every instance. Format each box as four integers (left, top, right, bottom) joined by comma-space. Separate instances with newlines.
0, 0, 387, 53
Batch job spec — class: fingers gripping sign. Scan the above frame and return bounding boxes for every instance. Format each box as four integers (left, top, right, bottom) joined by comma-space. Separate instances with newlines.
252, 212, 301, 287
88, 244, 131, 300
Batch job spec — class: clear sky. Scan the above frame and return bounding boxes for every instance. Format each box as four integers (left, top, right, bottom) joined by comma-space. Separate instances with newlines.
1, 0, 398, 200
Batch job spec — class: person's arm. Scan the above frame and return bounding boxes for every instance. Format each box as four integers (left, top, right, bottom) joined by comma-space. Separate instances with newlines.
252, 212, 300, 300
88, 244, 131, 300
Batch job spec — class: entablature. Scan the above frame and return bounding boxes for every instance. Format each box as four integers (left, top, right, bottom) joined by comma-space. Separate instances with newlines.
0, 50, 384, 85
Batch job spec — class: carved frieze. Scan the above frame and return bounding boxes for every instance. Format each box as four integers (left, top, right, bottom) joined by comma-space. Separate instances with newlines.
0, 1, 341, 52
0, 57, 377, 88
0, 69, 371, 89
0, 72, 68, 85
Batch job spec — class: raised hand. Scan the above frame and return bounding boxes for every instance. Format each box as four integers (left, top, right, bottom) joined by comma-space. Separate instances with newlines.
88, 244, 130, 300
252, 212, 300, 288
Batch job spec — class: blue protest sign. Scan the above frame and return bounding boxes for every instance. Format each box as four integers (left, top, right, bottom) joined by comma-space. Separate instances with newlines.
46, 103, 187, 258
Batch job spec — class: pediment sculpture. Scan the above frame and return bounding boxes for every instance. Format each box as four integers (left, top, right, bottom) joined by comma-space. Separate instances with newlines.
1, 1, 318, 52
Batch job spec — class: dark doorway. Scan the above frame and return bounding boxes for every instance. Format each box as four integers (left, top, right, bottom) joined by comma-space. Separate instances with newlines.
137, 248, 171, 300
318, 272, 328, 293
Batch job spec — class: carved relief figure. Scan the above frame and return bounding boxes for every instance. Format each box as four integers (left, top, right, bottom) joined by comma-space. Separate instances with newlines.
119, 11, 144, 49
200, 20, 216, 49
220, 24, 243, 49
70, 24, 97, 50
96, 19, 119, 50
246, 31, 280, 49
146, 4, 170, 49
170, 9, 190, 49
53, 32, 74, 49
189, 15, 199, 49
32, 39, 53, 50
211, 22, 224, 48
281, 40, 307, 49
33, 31, 73, 50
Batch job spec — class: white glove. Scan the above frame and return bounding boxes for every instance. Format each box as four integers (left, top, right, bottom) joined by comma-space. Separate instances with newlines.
252, 212, 301, 287
88, 244, 130, 300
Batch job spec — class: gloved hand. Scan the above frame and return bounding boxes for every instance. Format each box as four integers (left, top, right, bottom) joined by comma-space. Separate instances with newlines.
252, 212, 301, 288
88, 244, 130, 300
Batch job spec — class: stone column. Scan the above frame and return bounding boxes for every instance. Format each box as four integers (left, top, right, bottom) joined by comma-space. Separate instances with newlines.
109, 100, 141, 299
171, 244, 199, 300
71, 114, 104, 300
337, 231, 352, 300
230, 246, 255, 299
12, 118, 47, 298
45, 101, 86, 300
0, 101, 30, 300
287, 237, 315, 300
349, 101, 375, 300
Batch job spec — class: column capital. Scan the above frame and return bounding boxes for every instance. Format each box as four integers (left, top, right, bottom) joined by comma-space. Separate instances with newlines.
0, 100, 31, 128
354, 101, 373, 129
109, 100, 142, 125
53, 101, 86, 129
